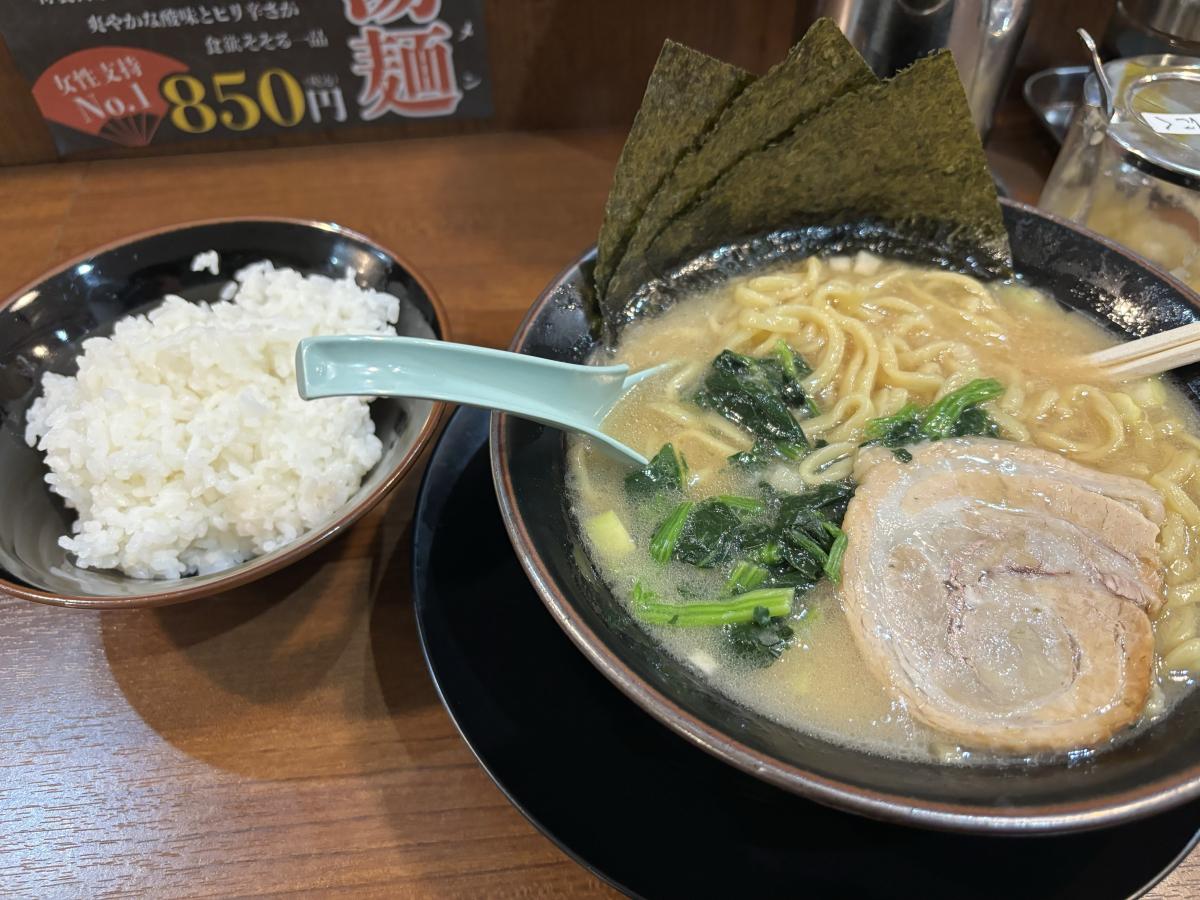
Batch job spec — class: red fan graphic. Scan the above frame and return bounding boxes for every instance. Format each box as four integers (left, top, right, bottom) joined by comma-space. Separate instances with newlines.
31, 47, 186, 148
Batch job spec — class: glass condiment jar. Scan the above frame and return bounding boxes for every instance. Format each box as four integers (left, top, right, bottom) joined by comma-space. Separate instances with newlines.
1040, 54, 1200, 291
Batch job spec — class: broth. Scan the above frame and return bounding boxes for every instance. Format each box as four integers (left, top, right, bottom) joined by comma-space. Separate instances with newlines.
568, 253, 1200, 764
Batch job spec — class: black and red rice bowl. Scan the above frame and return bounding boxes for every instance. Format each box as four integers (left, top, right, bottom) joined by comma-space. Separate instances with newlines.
0, 218, 448, 609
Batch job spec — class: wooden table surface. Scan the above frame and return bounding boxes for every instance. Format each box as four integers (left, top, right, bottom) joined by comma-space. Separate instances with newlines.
1, 126, 1197, 898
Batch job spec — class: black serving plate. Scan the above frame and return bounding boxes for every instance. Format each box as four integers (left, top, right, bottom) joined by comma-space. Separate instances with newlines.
413, 405, 1200, 900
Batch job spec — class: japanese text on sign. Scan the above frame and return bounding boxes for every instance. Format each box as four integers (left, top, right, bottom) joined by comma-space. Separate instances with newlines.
2, 0, 490, 155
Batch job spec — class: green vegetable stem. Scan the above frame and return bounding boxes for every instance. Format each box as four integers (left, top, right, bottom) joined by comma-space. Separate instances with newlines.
650, 500, 693, 563
633, 587, 794, 626
823, 522, 848, 584
725, 560, 769, 594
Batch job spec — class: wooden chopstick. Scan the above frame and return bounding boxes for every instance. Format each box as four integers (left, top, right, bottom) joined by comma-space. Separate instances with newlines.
1098, 340, 1200, 379
1082, 322, 1200, 380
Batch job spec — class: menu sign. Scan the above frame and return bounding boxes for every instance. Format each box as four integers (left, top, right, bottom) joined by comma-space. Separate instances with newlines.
0, 0, 492, 155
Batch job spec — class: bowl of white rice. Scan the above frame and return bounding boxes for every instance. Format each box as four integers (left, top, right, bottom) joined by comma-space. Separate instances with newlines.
0, 218, 447, 608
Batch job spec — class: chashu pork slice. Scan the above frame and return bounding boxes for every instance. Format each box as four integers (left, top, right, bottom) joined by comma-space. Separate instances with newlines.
840, 438, 1165, 754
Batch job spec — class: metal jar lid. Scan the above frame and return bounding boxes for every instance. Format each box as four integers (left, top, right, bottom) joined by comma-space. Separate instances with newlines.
1083, 53, 1200, 188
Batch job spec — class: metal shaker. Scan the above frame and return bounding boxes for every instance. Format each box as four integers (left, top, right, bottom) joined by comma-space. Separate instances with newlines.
817, 0, 1033, 139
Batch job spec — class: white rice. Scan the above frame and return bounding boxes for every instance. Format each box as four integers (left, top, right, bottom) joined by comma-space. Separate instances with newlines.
24, 260, 400, 579
190, 249, 219, 275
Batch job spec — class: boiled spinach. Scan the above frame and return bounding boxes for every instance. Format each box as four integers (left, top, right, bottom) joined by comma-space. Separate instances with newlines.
729, 437, 807, 469
693, 345, 816, 466
649, 480, 854, 596
862, 378, 1004, 458
672, 498, 755, 568
625, 443, 688, 498
721, 604, 796, 667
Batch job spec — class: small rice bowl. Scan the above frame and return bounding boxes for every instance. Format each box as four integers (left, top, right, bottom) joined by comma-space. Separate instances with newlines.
24, 260, 400, 579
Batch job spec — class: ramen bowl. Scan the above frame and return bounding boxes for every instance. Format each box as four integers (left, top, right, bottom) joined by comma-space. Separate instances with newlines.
0, 218, 447, 609
491, 199, 1200, 833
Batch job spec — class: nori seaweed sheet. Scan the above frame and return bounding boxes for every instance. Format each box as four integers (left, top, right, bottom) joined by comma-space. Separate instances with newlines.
592, 41, 751, 300
646, 51, 1007, 294
603, 19, 876, 309
597, 49, 1012, 340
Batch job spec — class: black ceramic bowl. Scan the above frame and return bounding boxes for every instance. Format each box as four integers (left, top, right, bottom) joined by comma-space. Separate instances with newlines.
0, 218, 446, 608
491, 199, 1200, 833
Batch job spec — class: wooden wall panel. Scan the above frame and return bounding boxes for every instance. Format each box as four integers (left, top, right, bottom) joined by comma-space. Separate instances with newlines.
0, 37, 55, 165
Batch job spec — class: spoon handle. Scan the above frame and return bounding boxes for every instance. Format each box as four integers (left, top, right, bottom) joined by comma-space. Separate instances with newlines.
295, 335, 653, 463
1078, 29, 1114, 117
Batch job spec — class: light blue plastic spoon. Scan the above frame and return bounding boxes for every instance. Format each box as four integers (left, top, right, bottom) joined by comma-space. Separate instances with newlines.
295, 335, 670, 465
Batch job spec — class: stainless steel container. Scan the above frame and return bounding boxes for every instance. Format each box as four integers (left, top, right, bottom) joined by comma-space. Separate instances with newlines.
1039, 55, 1200, 290
817, 0, 1032, 138
1106, 0, 1200, 57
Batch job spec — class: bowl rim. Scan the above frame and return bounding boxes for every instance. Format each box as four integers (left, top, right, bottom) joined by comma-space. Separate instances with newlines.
0, 215, 450, 610
490, 197, 1200, 833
